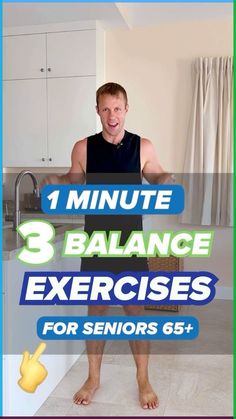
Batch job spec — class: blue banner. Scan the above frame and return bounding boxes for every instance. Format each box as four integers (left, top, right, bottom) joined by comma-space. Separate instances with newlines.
41, 184, 184, 215
20, 271, 218, 305
37, 316, 199, 340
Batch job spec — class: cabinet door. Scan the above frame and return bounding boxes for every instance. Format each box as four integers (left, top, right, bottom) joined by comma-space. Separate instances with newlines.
47, 76, 96, 167
46, 31, 96, 78
3, 34, 46, 80
3, 80, 48, 167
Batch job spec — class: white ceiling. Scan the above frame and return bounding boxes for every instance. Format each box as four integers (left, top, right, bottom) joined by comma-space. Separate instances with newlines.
3, 2, 233, 29
3, 3, 126, 29
128, 3, 232, 26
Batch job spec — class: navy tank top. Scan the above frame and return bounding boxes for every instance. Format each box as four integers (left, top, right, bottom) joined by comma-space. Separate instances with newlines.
81, 130, 148, 273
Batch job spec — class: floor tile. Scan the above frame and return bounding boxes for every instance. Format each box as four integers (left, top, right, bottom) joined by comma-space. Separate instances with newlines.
173, 354, 232, 372
164, 367, 233, 416
35, 397, 73, 416
35, 353, 232, 417
50, 363, 89, 399
67, 401, 163, 416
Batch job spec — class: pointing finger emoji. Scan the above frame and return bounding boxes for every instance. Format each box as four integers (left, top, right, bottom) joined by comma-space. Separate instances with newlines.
18, 342, 48, 393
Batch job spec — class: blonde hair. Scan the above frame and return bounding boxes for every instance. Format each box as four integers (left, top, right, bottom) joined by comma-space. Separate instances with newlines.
96, 82, 128, 107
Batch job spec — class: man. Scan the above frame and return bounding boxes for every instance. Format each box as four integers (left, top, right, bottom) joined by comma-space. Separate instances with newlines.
44, 82, 171, 409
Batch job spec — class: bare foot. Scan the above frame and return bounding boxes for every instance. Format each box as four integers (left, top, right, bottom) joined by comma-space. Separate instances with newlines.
73, 377, 99, 405
138, 379, 159, 409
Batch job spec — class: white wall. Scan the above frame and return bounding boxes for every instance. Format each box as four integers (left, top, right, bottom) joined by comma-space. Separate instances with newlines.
105, 17, 233, 290
105, 18, 233, 172
3, 17, 233, 288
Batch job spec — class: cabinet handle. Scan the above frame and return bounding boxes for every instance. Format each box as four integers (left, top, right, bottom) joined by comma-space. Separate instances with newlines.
41, 157, 45, 161
47, 68, 52, 72
49, 158, 52, 162
40, 68, 44, 72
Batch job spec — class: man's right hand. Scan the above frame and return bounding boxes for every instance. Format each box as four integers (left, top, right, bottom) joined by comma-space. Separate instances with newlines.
40, 174, 66, 187
40, 172, 84, 188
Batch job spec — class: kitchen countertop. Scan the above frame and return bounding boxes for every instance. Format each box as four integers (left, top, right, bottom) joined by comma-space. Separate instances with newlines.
3, 222, 84, 261
2, 212, 152, 261
4, 211, 85, 225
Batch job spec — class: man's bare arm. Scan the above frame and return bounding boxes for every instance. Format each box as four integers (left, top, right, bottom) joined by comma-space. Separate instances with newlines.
41, 139, 86, 186
141, 138, 174, 184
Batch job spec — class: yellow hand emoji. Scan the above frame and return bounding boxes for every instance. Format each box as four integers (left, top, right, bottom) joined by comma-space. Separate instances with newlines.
18, 342, 48, 393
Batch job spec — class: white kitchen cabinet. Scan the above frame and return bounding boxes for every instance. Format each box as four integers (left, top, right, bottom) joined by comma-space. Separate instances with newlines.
3, 30, 96, 80
47, 30, 96, 78
3, 76, 96, 167
3, 79, 48, 167
47, 76, 96, 166
3, 34, 46, 80
3, 27, 104, 167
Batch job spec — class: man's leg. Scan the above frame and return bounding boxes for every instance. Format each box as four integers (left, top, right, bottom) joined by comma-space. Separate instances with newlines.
73, 305, 108, 405
123, 305, 159, 410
